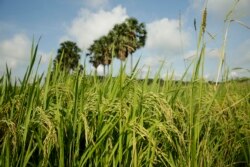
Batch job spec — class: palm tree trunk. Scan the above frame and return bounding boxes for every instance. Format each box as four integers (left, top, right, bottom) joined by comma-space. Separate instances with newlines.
95, 68, 97, 76
120, 60, 123, 73
130, 53, 133, 75
103, 65, 106, 76
107, 65, 109, 75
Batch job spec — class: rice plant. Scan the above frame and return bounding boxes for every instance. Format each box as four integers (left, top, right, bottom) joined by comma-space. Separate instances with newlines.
0, 5, 250, 167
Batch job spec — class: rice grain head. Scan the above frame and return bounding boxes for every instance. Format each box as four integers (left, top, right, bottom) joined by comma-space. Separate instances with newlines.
202, 8, 207, 34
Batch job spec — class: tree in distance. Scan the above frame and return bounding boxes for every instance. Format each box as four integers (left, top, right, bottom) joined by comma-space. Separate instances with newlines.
54, 41, 83, 73
87, 36, 112, 75
87, 17, 147, 74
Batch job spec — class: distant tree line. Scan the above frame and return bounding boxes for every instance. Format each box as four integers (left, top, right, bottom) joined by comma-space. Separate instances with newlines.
53, 17, 147, 75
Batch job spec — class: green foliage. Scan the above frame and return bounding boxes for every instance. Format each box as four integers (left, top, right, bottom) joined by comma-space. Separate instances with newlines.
0, 40, 250, 167
54, 41, 82, 73
87, 17, 147, 73
1, 7, 250, 167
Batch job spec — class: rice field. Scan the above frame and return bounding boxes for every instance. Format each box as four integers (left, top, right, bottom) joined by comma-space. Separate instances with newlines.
0, 41, 249, 167
0, 6, 250, 167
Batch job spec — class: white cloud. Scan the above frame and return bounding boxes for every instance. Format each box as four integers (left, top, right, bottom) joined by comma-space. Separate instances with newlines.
64, 5, 128, 50
139, 18, 191, 74
146, 18, 190, 55
0, 34, 31, 74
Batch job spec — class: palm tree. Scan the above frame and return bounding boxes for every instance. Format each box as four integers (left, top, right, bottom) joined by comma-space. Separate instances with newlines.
100, 36, 112, 75
88, 55, 101, 75
87, 17, 147, 75
125, 18, 147, 72
111, 18, 147, 72
54, 41, 82, 73
87, 36, 112, 76
87, 40, 101, 75
111, 23, 130, 61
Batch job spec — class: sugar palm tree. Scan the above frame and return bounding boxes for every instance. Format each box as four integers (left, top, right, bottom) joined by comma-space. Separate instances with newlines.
87, 36, 112, 76
54, 41, 82, 73
125, 17, 147, 72
87, 17, 147, 75
111, 18, 147, 72
111, 23, 130, 61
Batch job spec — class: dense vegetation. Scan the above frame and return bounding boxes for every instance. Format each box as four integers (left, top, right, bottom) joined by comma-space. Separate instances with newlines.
0, 42, 249, 166
0, 4, 250, 167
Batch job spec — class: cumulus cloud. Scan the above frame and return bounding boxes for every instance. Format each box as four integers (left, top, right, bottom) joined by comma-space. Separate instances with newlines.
139, 18, 191, 74
63, 5, 128, 50
146, 18, 190, 54
0, 34, 31, 74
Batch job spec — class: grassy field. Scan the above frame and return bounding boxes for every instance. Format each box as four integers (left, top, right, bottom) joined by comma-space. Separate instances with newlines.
0, 42, 249, 167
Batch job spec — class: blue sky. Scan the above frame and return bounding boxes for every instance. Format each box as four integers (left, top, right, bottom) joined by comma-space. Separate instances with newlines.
0, 0, 249, 80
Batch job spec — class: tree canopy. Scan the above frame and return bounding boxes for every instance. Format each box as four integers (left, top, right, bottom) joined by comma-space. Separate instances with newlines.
54, 41, 82, 73
87, 17, 147, 73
